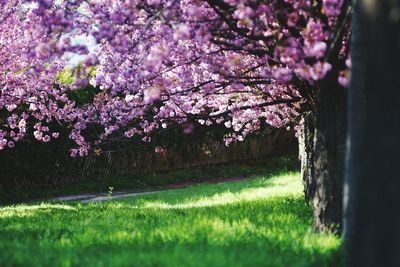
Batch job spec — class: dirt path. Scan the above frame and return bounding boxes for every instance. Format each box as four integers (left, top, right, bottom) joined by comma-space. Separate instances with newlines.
51, 175, 251, 203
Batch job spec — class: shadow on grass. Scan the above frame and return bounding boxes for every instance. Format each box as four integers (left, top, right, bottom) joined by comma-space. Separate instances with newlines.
1, 156, 298, 205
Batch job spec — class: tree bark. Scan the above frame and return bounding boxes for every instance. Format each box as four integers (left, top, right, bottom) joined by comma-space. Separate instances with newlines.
344, 0, 400, 266
298, 111, 316, 204
313, 73, 347, 233
299, 72, 347, 232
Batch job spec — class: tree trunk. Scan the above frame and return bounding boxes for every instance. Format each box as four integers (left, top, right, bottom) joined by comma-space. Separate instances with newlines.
298, 112, 316, 204
344, 0, 400, 266
299, 71, 347, 232
313, 73, 347, 233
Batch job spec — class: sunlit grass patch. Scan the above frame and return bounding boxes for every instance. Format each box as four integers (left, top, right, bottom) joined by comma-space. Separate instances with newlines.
0, 169, 342, 267
0, 203, 76, 219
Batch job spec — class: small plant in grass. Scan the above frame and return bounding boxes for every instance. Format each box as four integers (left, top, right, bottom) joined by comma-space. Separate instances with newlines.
108, 186, 114, 198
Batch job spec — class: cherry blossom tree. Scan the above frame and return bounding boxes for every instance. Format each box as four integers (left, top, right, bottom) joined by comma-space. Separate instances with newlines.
0, 0, 351, 230
0, 1, 77, 150
76, 0, 350, 231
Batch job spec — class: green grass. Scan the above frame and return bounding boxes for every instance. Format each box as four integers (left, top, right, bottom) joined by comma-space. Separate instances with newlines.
0, 168, 342, 267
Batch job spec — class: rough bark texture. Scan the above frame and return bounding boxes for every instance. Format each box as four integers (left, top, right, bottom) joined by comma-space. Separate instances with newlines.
299, 75, 347, 232
313, 73, 347, 233
344, 0, 400, 266
298, 112, 316, 204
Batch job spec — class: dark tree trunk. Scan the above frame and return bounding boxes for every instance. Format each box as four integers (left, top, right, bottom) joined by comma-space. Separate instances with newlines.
299, 73, 347, 232
344, 0, 400, 266
313, 73, 347, 233
344, 0, 400, 267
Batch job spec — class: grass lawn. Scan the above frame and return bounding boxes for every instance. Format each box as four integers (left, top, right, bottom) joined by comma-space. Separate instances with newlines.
0, 169, 342, 267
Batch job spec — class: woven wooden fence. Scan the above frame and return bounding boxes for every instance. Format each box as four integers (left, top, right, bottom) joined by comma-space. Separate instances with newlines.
0, 129, 295, 190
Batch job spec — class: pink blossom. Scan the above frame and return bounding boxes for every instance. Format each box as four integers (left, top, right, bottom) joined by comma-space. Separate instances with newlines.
173, 24, 190, 41
144, 86, 162, 104
34, 131, 43, 141
7, 141, 14, 148
43, 135, 51, 142
155, 146, 165, 153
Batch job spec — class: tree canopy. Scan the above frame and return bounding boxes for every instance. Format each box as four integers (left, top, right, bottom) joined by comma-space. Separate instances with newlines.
0, 0, 350, 155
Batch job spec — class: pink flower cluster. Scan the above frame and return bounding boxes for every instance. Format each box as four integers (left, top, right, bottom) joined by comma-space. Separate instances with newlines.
0, 0, 350, 155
